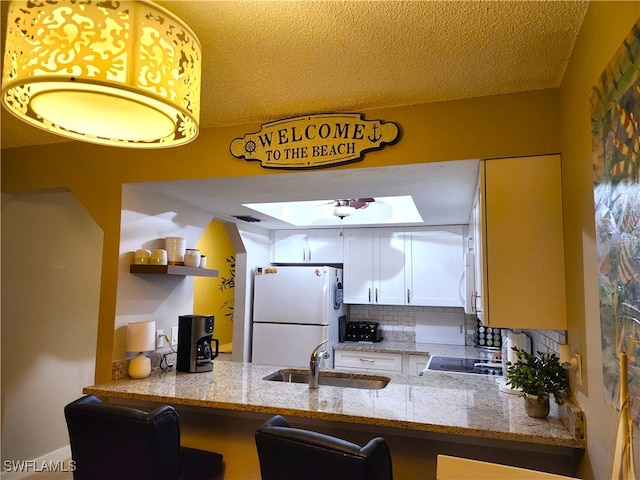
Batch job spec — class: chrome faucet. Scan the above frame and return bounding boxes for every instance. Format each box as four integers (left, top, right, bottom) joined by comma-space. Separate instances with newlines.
309, 339, 329, 389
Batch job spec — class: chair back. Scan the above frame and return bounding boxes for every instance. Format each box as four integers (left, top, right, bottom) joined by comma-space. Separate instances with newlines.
64, 395, 181, 480
255, 415, 393, 480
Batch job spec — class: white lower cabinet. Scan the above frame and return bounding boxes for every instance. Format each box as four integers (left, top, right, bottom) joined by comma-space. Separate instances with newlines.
334, 350, 430, 375
334, 350, 403, 373
405, 354, 430, 376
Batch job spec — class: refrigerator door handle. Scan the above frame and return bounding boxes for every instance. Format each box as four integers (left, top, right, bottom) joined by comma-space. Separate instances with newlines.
322, 284, 327, 326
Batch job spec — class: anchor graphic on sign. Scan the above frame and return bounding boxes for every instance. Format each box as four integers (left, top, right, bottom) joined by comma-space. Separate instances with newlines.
368, 124, 382, 143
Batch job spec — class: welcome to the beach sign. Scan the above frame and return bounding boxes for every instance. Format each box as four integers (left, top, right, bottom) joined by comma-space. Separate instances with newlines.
230, 113, 400, 169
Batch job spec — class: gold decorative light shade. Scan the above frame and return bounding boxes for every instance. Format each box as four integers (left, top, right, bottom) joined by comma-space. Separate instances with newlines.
1, 1, 201, 148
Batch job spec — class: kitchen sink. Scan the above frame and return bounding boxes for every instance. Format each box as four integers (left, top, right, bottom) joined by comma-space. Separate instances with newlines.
263, 369, 390, 390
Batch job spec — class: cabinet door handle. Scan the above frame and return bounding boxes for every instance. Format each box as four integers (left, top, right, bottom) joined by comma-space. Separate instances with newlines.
368, 288, 371, 303
407, 289, 411, 304
308, 248, 311, 261
359, 358, 375, 363
471, 291, 477, 313
303, 249, 306, 262
375, 288, 378, 303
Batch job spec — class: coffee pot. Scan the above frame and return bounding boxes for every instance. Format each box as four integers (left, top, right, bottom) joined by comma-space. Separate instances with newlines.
177, 315, 219, 373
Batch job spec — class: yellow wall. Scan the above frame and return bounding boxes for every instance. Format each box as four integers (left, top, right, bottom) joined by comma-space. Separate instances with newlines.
1, 192, 103, 463
194, 220, 236, 345
1, 89, 561, 383
557, 3, 640, 479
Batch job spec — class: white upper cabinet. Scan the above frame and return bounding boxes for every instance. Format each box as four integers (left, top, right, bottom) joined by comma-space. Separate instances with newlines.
306, 229, 344, 263
343, 228, 375, 303
405, 226, 465, 307
375, 228, 407, 305
271, 231, 307, 263
343, 228, 405, 305
344, 226, 464, 306
476, 154, 567, 329
272, 229, 344, 264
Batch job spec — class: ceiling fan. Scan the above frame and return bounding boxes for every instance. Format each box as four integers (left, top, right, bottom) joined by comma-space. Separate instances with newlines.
331, 198, 375, 219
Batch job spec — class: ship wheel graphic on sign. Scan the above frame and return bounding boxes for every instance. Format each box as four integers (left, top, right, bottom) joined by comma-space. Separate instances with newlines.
244, 140, 257, 154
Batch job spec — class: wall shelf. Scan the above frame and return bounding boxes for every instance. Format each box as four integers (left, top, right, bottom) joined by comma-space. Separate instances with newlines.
129, 264, 219, 277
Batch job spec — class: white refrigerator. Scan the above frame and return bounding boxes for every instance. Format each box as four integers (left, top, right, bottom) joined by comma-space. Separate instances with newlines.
251, 266, 345, 368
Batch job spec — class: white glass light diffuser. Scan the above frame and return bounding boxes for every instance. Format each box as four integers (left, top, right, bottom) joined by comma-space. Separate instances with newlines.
334, 205, 356, 218
1, 1, 201, 148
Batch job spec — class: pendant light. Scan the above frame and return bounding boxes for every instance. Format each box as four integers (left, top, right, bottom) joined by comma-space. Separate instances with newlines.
1, 1, 201, 148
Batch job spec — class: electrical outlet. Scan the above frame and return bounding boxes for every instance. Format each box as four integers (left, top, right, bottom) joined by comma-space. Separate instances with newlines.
171, 326, 179, 346
574, 353, 583, 386
156, 329, 165, 349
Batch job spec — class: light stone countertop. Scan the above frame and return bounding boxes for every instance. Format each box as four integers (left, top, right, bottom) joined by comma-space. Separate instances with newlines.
84, 360, 585, 450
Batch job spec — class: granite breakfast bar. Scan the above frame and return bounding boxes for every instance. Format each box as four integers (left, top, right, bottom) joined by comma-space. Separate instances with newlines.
84, 360, 584, 479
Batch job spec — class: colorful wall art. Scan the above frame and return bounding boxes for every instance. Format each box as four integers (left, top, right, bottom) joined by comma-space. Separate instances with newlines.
591, 19, 640, 422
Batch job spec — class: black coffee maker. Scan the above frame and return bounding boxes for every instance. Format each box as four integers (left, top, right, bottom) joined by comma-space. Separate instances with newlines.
177, 315, 219, 373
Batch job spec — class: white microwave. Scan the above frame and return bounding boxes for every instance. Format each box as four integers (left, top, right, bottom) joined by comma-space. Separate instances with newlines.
461, 251, 475, 315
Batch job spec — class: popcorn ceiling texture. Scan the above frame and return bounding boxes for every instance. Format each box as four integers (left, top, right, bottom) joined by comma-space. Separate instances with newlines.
1, 1, 589, 148
185, 0, 589, 129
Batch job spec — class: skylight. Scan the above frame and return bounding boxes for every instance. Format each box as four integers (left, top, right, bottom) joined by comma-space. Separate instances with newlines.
243, 196, 423, 227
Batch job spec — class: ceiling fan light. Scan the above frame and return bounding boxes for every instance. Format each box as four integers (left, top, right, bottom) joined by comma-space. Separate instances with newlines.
1, 0, 201, 148
334, 205, 356, 218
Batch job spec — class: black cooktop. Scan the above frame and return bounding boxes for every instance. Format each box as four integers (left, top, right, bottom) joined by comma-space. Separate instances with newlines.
426, 356, 503, 376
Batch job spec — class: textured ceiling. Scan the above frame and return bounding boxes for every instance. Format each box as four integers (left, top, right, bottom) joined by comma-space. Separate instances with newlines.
0, 0, 589, 150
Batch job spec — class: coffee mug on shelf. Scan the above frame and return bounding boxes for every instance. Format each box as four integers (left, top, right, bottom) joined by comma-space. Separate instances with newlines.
150, 249, 168, 265
134, 249, 151, 265
184, 248, 201, 267
165, 236, 186, 265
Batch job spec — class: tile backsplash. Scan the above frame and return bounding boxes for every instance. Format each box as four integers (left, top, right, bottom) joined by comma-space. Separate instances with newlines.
347, 304, 565, 355
523, 328, 566, 356
113, 350, 177, 380
348, 304, 476, 343
111, 305, 567, 379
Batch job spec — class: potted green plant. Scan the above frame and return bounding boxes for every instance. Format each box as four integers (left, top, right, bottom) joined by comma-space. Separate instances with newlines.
505, 347, 570, 418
